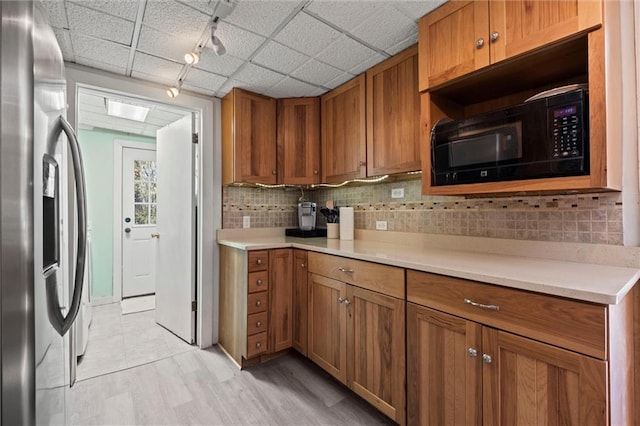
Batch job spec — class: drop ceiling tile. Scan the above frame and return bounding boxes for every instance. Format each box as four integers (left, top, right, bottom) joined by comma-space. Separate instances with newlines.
216, 21, 267, 60
143, 0, 210, 39
234, 63, 285, 90
53, 28, 75, 62
69, 0, 139, 21
66, 2, 134, 45
324, 72, 356, 90
195, 48, 245, 77
274, 13, 341, 57
183, 68, 228, 93
181, 84, 216, 97
223, 1, 301, 37
385, 34, 418, 56
266, 77, 326, 99
391, 1, 446, 21
137, 26, 196, 63
71, 34, 130, 68
315, 35, 378, 72
216, 79, 244, 98
131, 70, 176, 87
348, 52, 386, 75
40, 1, 68, 28
75, 56, 127, 75
252, 41, 310, 75
179, 0, 215, 15
351, 6, 416, 51
304, 1, 382, 33
291, 59, 342, 87
131, 53, 183, 83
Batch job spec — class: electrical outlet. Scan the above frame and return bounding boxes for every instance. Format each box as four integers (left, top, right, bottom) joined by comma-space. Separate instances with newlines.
391, 188, 404, 198
376, 221, 388, 231
243, 216, 251, 228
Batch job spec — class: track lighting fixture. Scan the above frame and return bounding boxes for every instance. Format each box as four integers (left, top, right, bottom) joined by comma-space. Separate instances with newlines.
210, 20, 226, 56
166, 82, 181, 98
184, 51, 200, 65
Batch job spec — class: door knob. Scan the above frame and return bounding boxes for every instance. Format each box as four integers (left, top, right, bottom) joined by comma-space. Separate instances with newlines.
124, 227, 131, 233
151, 233, 160, 238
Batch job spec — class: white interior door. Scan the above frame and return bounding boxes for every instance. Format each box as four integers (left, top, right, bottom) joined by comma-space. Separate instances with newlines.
122, 147, 157, 298
155, 114, 195, 343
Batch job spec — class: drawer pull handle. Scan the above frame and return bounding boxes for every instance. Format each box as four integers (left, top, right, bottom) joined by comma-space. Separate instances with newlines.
468, 347, 478, 357
256, 258, 263, 265
482, 354, 492, 364
338, 267, 354, 273
256, 300, 262, 307
337, 297, 351, 305
256, 321, 262, 327
257, 279, 263, 286
464, 298, 500, 311
256, 342, 262, 349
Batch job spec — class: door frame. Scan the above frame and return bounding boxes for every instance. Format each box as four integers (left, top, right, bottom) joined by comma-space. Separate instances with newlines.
66, 64, 220, 348
113, 141, 157, 303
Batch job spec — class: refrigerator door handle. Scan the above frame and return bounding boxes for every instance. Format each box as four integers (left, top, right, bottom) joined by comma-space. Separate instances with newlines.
45, 115, 87, 336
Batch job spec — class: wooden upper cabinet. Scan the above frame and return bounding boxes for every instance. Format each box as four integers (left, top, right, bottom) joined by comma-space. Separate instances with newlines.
276, 98, 320, 185
222, 88, 276, 185
366, 46, 421, 176
321, 75, 366, 183
418, 0, 602, 91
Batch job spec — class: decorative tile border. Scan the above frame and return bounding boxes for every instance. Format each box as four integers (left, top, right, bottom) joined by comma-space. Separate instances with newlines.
223, 179, 624, 245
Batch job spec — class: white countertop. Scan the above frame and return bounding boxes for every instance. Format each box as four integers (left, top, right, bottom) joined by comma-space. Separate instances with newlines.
217, 231, 640, 305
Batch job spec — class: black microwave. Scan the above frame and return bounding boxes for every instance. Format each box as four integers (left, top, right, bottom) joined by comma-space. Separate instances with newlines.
431, 89, 589, 186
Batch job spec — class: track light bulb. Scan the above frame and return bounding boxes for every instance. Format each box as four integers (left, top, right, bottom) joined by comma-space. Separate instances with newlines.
167, 86, 180, 98
184, 52, 200, 65
211, 36, 226, 56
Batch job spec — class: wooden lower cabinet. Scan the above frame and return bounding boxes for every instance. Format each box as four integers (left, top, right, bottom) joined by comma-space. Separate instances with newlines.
308, 271, 406, 424
408, 303, 609, 426
292, 249, 308, 356
269, 249, 293, 353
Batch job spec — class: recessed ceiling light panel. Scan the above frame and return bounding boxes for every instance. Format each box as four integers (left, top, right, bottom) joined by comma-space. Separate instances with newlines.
105, 99, 150, 122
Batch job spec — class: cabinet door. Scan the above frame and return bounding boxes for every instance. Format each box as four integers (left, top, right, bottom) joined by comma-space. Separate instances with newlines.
418, 1, 490, 91
366, 46, 420, 177
292, 249, 308, 356
407, 304, 482, 426
321, 75, 366, 183
268, 249, 293, 353
226, 88, 276, 184
482, 328, 607, 426
347, 286, 406, 424
277, 98, 320, 185
489, 0, 602, 63
307, 273, 347, 383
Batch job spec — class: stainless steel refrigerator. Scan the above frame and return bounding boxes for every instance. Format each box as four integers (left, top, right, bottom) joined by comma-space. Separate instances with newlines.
1, 1, 87, 424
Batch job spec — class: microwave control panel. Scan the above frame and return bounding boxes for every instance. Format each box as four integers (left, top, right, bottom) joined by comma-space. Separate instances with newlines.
552, 104, 581, 159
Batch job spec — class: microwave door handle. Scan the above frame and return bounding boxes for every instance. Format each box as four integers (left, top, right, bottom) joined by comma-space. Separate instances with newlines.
45, 115, 87, 337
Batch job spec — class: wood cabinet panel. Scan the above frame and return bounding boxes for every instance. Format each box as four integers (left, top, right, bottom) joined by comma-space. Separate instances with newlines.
407, 304, 482, 426
307, 252, 404, 299
366, 46, 420, 176
407, 270, 607, 359
269, 249, 293, 353
277, 98, 320, 185
307, 273, 347, 383
347, 286, 406, 424
222, 88, 276, 184
321, 75, 366, 183
292, 249, 308, 356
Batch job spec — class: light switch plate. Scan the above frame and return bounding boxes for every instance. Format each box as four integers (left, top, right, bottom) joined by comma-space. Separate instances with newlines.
243, 216, 251, 228
376, 221, 387, 230
391, 188, 404, 198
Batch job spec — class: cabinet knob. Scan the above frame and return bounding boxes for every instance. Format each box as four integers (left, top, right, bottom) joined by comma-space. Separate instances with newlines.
476, 37, 485, 49
490, 31, 499, 42
256, 258, 263, 265
256, 321, 262, 327
482, 354, 493, 364
256, 342, 262, 349
256, 300, 262, 307
468, 347, 478, 357
313, 170, 318, 175
358, 160, 366, 167
338, 297, 351, 305
301, 263, 305, 268
272, 170, 276, 175
257, 279, 263, 286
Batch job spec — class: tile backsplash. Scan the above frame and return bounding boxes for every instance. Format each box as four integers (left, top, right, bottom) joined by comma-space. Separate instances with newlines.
223, 179, 623, 245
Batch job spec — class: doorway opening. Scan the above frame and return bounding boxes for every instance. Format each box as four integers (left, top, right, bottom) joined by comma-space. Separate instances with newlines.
75, 86, 199, 380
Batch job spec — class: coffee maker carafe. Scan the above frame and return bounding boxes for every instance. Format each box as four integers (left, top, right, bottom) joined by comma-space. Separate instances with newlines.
298, 202, 317, 230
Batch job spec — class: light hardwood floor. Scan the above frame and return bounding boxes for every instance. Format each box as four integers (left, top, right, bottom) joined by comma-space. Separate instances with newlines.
72, 304, 392, 425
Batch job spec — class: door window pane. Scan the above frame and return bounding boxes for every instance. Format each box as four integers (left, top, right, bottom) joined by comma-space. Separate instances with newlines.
132, 158, 157, 225
135, 204, 149, 225
135, 182, 149, 202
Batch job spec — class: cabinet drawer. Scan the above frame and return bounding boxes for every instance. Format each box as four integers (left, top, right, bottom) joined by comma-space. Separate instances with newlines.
247, 332, 268, 358
248, 250, 268, 272
247, 312, 268, 336
248, 271, 269, 293
407, 270, 607, 359
307, 252, 404, 299
247, 291, 268, 315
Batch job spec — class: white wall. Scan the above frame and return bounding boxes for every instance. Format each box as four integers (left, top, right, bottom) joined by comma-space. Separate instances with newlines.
65, 63, 221, 347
